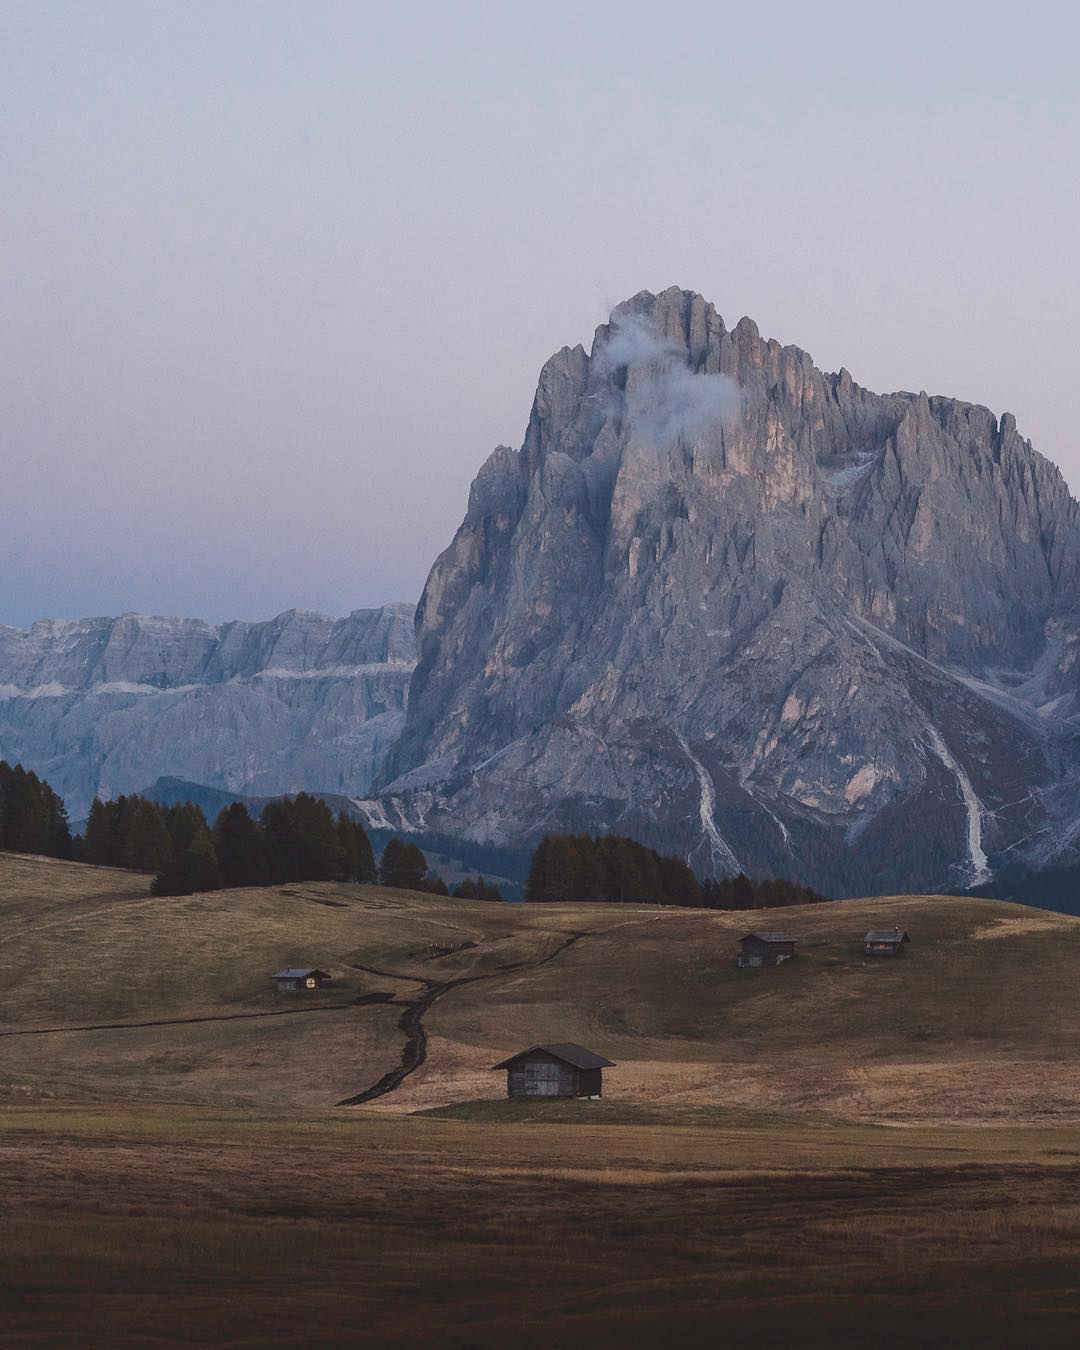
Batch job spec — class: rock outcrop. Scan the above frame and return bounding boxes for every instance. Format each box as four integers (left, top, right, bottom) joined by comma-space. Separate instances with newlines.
0, 605, 415, 820
382, 288, 1080, 895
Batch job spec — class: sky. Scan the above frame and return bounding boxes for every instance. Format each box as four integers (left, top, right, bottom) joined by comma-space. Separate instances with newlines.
2, 1, 1078, 629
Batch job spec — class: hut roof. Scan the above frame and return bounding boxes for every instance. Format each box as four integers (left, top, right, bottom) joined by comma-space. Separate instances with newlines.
492, 1043, 616, 1071
272, 968, 330, 979
864, 929, 910, 943
739, 932, 797, 945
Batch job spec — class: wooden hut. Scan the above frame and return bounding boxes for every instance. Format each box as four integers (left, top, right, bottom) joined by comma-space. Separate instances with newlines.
492, 1044, 615, 1099
736, 932, 798, 968
864, 928, 910, 957
271, 967, 331, 993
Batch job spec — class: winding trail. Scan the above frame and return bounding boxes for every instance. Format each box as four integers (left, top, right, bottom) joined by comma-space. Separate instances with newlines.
336, 931, 591, 1107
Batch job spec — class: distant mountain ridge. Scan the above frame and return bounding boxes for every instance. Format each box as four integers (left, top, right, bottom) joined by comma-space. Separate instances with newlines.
0, 606, 415, 819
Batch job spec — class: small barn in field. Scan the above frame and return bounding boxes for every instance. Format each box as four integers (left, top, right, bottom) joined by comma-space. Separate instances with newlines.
864, 928, 910, 957
736, 932, 798, 968
493, 1044, 615, 1099
271, 967, 331, 993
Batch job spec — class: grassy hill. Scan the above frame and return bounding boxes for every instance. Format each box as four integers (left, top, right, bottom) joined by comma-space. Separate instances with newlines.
3, 851, 1079, 1123
6, 851, 1080, 1347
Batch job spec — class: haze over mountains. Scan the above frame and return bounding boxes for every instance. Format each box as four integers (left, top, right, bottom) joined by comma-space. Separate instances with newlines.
5, 288, 1080, 894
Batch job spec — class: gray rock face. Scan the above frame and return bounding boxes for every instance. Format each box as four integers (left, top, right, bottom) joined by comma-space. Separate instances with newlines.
384, 288, 1080, 895
0, 606, 416, 820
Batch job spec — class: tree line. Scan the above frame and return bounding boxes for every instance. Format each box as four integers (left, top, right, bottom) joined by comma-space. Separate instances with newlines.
79, 792, 378, 895
524, 833, 831, 908
378, 837, 503, 899
0, 759, 73, 859
4, 758, 825, 909
0, 758, 505, 900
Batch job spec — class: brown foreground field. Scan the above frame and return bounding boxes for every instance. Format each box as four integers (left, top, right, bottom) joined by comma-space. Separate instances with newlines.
4, 853, 1080, 1346
4, 1102, 1080, 1348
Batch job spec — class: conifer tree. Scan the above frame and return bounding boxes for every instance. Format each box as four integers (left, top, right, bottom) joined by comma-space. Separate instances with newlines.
82, 798, 113, 865
0, 761, 72, 860
336, 812, 376, 883
185, 825, 223, 892
379, 837, 428, 890
104, 795, 133, 867
125, 798, 173, 873
164, 801, 208, 856
289, 793, 346, 880
657, 853, 702, 906
524, 836, 553, 902
731, 873, 755, 909
212, 802, 268, 888
153, 822, 222, 895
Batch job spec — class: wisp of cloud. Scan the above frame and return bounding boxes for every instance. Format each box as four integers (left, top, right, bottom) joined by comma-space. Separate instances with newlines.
596, 311, 740, 450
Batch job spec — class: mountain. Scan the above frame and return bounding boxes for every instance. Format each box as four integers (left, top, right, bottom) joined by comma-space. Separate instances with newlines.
379, 287, 1080, 895
6, 288, 1080, 898
0, 605, 415, 820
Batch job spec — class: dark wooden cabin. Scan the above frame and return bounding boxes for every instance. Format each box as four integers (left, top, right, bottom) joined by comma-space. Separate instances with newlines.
736, 932, 798, 968
864, 928, 910, 957
492, 1044, 615, 1099
271, 967, 331, 992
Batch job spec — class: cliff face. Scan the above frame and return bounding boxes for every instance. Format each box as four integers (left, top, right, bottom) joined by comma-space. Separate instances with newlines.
0, 605, 415, 819
383, 288, 1080, 894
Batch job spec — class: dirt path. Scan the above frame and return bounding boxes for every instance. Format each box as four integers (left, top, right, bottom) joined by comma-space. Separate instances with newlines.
336, 931, 591, 1106
0, 994, 391, 1039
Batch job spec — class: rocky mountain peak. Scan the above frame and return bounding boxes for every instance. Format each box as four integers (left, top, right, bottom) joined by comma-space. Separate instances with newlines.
385, 289, 1080, 895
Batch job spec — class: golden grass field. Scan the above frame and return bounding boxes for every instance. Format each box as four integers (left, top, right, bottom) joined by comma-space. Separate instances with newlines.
3, 852, 1080, 1346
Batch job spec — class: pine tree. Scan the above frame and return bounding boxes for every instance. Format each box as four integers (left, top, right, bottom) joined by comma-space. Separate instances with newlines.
164, 802, 208, 856
185, 826, 223, 892
568, 834, 605, 901
731, 873, 755, 909
154, 823, 222, 896
336, 812, 376, 883
379, 837, 429, 890
597, 837, 644, 903
82, 799, 113, 865
41, 779, 73, 858
524, 836, 553, 902
260, 799, 296, 881
526, 834, 597, 902
1, 764, 43, 853
125, 799, 173, 873
289, 793, 347, 881
657, 853, 702, 906
104, 795, 133, 867
213, 802, 268, 888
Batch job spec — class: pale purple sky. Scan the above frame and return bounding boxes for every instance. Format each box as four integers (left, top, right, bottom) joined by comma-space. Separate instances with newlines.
2, 1, 1078, 628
